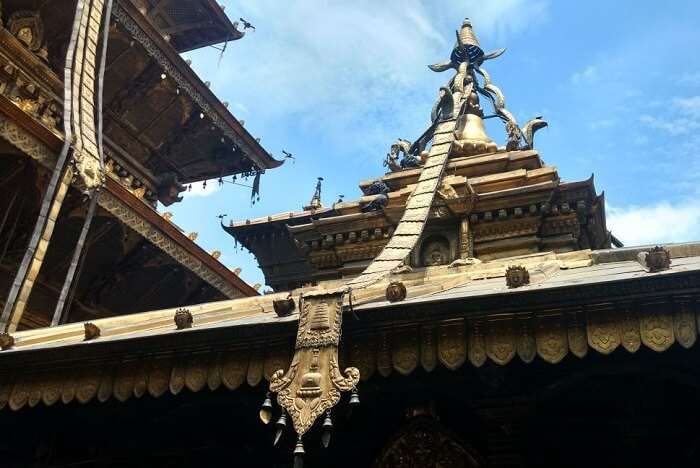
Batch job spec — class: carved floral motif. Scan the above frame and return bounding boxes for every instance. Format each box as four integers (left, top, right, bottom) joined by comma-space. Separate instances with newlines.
438, 320, 466, 370
505, 265, 530, 288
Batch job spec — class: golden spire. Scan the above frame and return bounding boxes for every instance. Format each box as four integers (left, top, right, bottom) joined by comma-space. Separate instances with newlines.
303, 177, 323, 211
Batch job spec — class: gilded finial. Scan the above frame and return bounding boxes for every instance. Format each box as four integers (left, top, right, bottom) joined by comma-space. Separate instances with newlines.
428, 18, 505, 73
187, 232, 198, 241
211, 250, 222, 259
161, 211, 173, 221
303, 177, 324, 211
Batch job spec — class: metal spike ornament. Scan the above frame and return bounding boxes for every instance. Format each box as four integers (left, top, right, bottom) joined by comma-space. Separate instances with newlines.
321, 410, 333, 448
266, 289, 359, 459
293, 436, 305, 468
274, 412, 288, 446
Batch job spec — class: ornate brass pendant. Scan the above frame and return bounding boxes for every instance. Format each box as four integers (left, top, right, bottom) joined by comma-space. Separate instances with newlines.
267, 289, 360, 448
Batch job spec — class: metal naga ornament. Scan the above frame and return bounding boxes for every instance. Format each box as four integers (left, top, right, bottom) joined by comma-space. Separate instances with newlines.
266, 289, 360, 458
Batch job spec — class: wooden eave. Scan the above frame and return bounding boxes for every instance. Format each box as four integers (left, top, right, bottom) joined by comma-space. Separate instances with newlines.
115, 0, 282, 172
0, 96, 259, 298
1, 245, 699, 410
137, 0, 244, 53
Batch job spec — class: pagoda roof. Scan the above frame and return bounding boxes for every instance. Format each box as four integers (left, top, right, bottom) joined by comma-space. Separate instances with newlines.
111, 1, 284, 184
227, 207, 334, 229
135, 0, 245, 53
0, 242, 698, 410
0, 242, 700, 363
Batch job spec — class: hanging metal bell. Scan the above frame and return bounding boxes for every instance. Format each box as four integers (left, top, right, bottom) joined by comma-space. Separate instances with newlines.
322, 410, 333, 430
321, 410, 333, 448
293, 437, 305, 455
349, 388, 360, 407
259, 392, 273, 424
274, 412, 287, 446
293, 436, 305, 468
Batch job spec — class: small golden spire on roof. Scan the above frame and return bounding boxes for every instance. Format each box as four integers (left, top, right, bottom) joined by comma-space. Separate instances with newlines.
187, 232, 198, 241
303, 177, 323, 211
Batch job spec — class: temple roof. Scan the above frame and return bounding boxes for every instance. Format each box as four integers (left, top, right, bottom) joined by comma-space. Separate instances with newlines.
0, 242, 698, 410
0, 0, 283, 206
134, 0, 245, 53
3, 242, 699, 356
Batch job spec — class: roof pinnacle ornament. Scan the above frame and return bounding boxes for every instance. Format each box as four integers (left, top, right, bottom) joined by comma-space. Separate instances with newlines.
428, 18, 506, 73
303, 177, 323, 211
427, 18, 547, 155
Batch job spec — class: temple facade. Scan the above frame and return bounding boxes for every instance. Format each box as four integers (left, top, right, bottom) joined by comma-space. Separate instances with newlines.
0, 12, 699, 468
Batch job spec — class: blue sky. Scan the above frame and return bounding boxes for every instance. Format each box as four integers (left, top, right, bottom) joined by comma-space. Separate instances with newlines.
169, 0, 700, 289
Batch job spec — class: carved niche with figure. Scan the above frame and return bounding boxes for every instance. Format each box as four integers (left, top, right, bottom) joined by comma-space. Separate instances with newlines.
374, 415, 482, 468
419, 235, 453, 267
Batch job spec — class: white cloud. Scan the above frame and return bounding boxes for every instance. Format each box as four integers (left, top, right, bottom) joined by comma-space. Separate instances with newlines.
194, 0, 550, 159
639, 96, 700, 136
607, 200, 700, 247
180, 180, 221, 198
673, 96, 700, 117
571, 65, 599, 84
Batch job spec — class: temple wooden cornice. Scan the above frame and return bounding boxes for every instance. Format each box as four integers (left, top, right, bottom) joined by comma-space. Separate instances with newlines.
224, 208, 337, 290
132, 0, 245, 53
112, 1, 282, 172
0, 103, 257, 299
0, 245, 699, 410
